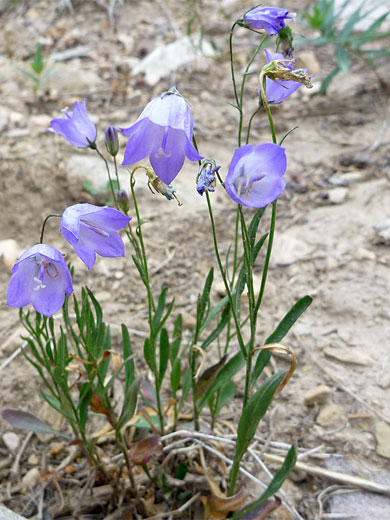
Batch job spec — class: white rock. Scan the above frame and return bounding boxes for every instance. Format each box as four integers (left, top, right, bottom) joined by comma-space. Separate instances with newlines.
304, 385, 332, 406
132, 34, 216, 86
21, 467, 40, 491
270, 233, 314, 267
316, 403, 341, 427
328, 187, 348, 204
3, 432, 20, 453
373, 218, 390, 245
0, 505, 27, 520
0, 239, 22, 269
324, 347, 375, 366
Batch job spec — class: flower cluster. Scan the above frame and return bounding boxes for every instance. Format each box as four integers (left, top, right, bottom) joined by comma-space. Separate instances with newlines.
8, 4, 312, 316
8, 205, 130, 317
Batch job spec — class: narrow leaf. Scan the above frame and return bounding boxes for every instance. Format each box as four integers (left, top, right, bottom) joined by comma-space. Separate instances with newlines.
170, 358, 181, 394
152, 287, 168, 333
195, 354, 228, 401
232, 446, 296, 519
235, 371, 286, 462
118, 377, 140, 429
121, 324, 135, 395
144, 337, 157, 375
199, 351, 245, 410
158, 328, 170, 388
1, 408, 62, 436
251, 295, 312, 386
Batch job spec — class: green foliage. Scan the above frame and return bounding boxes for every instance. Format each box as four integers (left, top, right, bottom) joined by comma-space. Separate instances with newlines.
301, 0, 390, 93
16, 42, 55, 93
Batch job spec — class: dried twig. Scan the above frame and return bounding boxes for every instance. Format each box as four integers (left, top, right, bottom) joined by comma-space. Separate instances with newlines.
145, 492, 201, 519
11, 431, 33, 477
263, 453, 390, 495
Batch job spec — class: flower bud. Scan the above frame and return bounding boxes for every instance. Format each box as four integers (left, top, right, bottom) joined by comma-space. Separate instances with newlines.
117, 189, 130, 213
104, 126, 119, 156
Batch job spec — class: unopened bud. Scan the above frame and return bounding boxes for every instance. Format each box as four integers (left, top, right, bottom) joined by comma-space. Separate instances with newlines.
104, 126, 119, 156
117, 189, 130, 213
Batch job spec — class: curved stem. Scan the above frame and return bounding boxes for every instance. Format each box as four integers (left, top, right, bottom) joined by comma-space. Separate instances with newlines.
237, 33, 267, 146
229, 21, 240, 109
39, 214, 61, 244
113, 155, 120, 189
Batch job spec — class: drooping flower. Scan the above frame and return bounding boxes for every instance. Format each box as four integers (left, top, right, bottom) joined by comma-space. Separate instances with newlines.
47, 99, 96, 148
225, 143, 287, 208
7, 244, 73, 317
121, 87, 203, 185
61, 204, 131, 269
261, 49, 305, 104
196, 159, 220, 196
243, 6, 292, 35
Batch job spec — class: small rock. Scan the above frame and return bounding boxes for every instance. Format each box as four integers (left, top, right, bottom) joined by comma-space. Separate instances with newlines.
328, 187, 348, 204
0, 109, 8, 134
181, 310, 196, 330
324, 347, 375, 366
373, 218, 390, 245
215, 280, 226, 297
49, 442, 65, 458
375, 422, 390, 459
355, 248, 376, 261
0, 505, 27, 520
0, 239, 22, 269
22, 467, 40, 491
316, 403, 341, 427
304, 385, 331, 406
27, 453, 39, 465
114, 271, 125, 280
328, 172, 363, 186
295, 51, 321, 74
3, 432, 20, 453
270, 233, 314, 267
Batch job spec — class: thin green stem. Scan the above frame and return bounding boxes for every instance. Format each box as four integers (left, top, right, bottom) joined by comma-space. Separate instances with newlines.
113, 155, 120, 189
237, 33, 267, 146
205, 191, 247, 358
39, 214, 61, 244
129, 166, 155, 325
258, 74, 277, 144
228, 459, 240, 496
94, 145, 119, 209
255, 201, 277, 317
239, 208, 256, 408
246, 105, 261, 144
229, 21, 240, 109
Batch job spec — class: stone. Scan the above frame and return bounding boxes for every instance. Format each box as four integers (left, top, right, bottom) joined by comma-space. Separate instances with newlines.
0, 505, 27, 520
21, 467, 40, 491
132, 34, 216, 86
304, 385, 331, 406
0, 239, 22, 269
270, 233, 314, 267
328, 172, 363, 186
373, 218, 390, 245
324, 347, 375, 366
294, 51, 321, 74
375, 421, 390, 459
27, 453, 39, 465
316, 403, 341, 426
355, 248, 376, 261
3, 431, 20, 453
328, 187, 348, 204
181, 310, 196, 330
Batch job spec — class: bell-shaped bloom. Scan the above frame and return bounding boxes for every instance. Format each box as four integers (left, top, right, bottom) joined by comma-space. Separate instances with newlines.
121, 89, 203, 185
61, 204, 130, 269
47, 99, 96, 148
7, 244, 73, 317
244, 6, 292, 35
225, 143, 287, 208
262, 49, 304, 104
